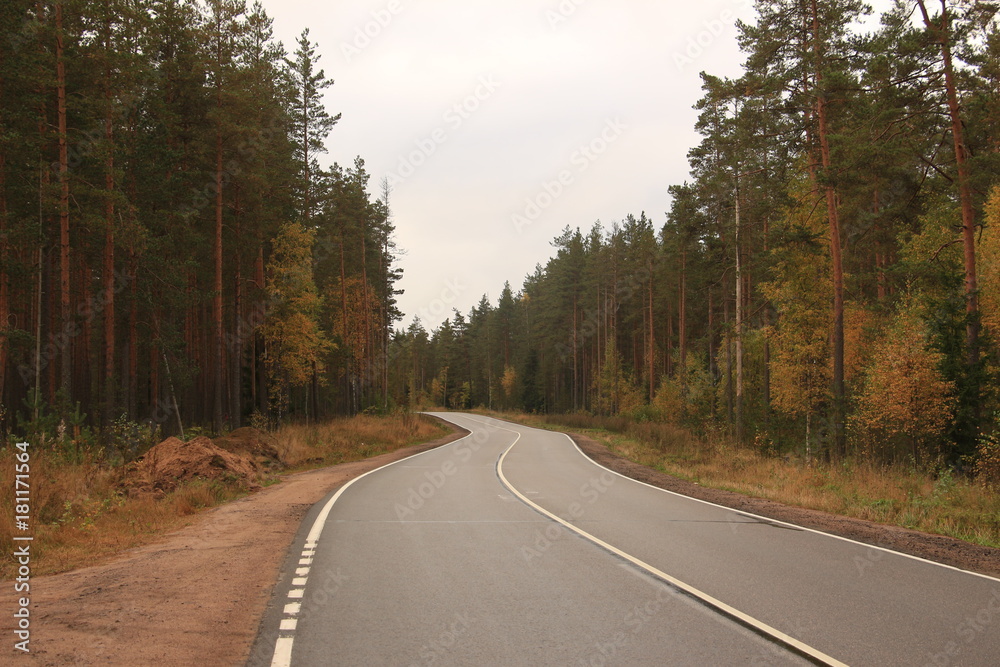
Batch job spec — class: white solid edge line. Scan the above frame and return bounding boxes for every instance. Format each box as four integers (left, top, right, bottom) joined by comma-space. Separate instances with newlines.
493, 434, 848, 667
558, 431, 1000, 585
269, 425, 476, 667
450, 412, 1000, 585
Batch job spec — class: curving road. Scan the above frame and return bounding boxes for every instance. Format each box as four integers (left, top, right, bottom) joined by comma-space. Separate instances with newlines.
249, 413, 1000, 666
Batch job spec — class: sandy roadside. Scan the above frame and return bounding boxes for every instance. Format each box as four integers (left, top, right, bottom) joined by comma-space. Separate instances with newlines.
1, 427, 466, 666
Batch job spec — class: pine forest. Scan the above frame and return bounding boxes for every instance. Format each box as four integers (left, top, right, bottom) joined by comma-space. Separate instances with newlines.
2, 0, 1000, 473
385, 1, 1000, 469
0, 0, 401, 440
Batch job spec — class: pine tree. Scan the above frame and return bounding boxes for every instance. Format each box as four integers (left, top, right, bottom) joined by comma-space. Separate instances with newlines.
286, 29, 340, 222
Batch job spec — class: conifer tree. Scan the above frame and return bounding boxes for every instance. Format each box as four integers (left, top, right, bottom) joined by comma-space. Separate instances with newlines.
287, 29, 340, 222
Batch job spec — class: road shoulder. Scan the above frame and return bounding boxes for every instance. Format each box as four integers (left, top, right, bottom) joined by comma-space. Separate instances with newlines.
9, 424, 466, 666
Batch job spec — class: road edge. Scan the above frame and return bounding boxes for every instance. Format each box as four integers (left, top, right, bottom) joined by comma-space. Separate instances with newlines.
243, 416, 471, 667
567, 430, 1000, 580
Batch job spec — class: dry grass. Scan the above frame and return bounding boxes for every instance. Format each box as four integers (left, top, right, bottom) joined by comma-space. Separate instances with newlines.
486, 411, 1000, 549
0, 413, 448, 579
273, 412, 446, 470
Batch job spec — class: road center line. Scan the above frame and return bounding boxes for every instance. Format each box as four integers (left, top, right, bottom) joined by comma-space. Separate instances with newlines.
491, 422, 847, 667
555, 430, 1000, 584
456, 412, 1000, 585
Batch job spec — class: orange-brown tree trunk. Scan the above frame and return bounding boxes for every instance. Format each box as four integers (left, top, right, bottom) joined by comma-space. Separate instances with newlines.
678, 247, 686, 377
103, 10, 116, 425
916, 0, 979, 367
77, 257, 91, 409
339, 229, 350, 414
811, 0, 846, 456
231, 187, 242, 428
0, 150, 7, 410
213, 125, 224, 432
56, 1, 71, 398
128, 252, 137, 419
647, 262, 655, 401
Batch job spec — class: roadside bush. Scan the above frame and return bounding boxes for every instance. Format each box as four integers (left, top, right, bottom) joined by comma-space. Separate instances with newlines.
975, 424, 1000, 490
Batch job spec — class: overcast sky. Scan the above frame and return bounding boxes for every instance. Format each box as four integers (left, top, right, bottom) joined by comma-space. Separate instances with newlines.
259, 0, 884, 331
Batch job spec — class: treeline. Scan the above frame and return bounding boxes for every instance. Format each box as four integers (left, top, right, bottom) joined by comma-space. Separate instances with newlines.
388, 0, 1000, 468
0, 0, 400, 440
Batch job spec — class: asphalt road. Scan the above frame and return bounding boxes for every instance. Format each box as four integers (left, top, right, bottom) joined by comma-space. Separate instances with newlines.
252, 413, 1000, 666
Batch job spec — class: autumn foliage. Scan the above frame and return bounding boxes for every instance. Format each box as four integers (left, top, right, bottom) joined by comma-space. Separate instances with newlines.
852, 300, 956, 463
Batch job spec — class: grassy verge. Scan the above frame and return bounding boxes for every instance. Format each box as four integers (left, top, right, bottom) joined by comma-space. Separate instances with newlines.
480, 410, 1000, 549
274, 412, 447, 471
0, 413, 447, 579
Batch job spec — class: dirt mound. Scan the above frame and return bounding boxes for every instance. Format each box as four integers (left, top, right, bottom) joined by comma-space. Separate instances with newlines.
130, 435, 261, 493
213, 427, 284, 468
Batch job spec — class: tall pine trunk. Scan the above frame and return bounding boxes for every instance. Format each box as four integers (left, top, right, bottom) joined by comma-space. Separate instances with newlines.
56, 1, 71, 398
734, 180, 744, 444
678, 247, 687, 378
360, 225, 372, 409
916, 0, 979, 368
102, 11, 116, 426
0, 150, 7, 413
647, 262, 655, 401
811, 0, 846, 457
231, 189, 242, 428
77, 258, 91, 409
572, 297, 579, 411
127, 252, 138, 420
339, 230, 350, 414
255, 247, 268, 415
0, 60, 8, 417
213, 122, 225, 433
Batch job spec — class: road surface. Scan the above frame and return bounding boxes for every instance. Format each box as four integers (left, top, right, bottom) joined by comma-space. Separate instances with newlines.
250, 413, 1000, 666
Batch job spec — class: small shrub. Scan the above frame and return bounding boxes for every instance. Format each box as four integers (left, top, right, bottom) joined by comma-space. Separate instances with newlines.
975, 427, 1000, 490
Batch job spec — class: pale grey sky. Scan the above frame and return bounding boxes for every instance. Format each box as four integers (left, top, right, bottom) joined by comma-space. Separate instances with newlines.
260, 0, 888, 331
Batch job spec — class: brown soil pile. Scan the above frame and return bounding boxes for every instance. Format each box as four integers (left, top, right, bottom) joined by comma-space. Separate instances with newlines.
213, 427, 284, 468
3, 426, 468, 666
129, 435, 262, 493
